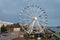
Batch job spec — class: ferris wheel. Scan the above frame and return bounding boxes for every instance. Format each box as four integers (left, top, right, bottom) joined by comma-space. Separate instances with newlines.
19, 4, 48, 34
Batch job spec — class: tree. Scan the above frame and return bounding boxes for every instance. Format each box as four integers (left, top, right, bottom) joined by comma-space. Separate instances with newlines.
1, 24, 7, 33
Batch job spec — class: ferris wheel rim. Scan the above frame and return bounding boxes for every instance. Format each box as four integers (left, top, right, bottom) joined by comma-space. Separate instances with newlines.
19, 4, 48, 34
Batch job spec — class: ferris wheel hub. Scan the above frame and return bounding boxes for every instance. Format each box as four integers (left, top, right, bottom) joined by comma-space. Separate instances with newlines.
33, 17, 37, 21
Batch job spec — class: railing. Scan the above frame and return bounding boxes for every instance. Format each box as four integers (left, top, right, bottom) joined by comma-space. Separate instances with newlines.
53, 33, 60, 40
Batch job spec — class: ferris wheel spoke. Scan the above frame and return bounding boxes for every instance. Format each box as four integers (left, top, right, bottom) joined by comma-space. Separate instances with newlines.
37, 11, 44, 17
20, 19, 31, 21
40, 21, 46, 24
20, 11, 32, 18
38, 19, 46, 23
28, 8, 35, 17
36, 7, 44, 16
20, 14, 31, 18
24, 10, 36, 18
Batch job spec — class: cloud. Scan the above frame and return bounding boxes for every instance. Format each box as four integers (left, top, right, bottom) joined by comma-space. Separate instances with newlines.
48, 19, 60, 26
0, 0, 60, 26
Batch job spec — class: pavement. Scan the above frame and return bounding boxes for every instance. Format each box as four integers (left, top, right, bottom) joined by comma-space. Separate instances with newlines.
12, 37, 26, 40
0, 33, 19, 40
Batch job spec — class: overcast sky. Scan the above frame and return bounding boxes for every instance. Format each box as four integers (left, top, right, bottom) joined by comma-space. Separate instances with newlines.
0, 0, 60, 26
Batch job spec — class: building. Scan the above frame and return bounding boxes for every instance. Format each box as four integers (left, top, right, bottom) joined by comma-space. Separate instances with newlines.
0, 21, 13, 27
6, 23, 21, 33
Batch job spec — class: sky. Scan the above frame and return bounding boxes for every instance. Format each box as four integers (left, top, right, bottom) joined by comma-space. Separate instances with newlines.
0, 0, 60, 26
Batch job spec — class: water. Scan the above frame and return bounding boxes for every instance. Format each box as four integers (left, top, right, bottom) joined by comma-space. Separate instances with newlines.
49, 27, 60, 33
